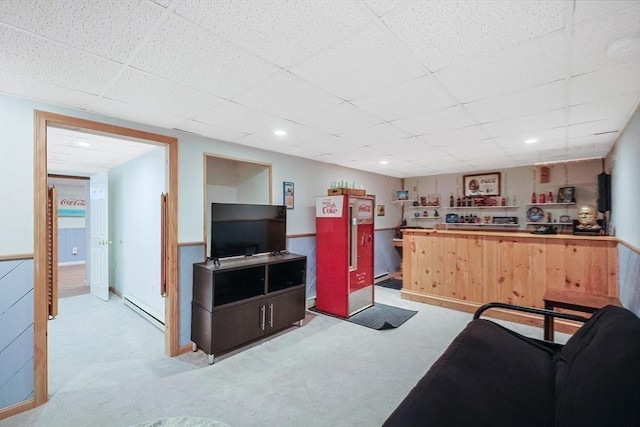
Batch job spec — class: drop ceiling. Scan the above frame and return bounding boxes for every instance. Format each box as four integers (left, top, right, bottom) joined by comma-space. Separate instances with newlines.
1, 0, 639, 178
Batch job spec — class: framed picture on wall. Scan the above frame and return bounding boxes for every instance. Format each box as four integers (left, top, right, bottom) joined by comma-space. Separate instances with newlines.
463, 172, 501, 197
283, 181, 294, 209
557, 186, 575, 203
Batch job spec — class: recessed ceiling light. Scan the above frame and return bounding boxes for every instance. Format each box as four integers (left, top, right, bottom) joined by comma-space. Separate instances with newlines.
524, 139, 538, 144
380, 160, 389, 165
274, 130, 287, 136
77, 141, 91, 147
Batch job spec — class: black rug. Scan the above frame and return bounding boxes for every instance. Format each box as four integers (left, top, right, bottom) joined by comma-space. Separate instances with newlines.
347, 303, 417, 330
377, 279, 402, 290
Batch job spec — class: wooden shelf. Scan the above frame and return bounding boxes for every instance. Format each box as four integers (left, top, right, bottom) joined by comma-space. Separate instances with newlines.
446, 206, 519, 209
411, 217, 442, 220
446, 223, 519, 227
526, 222, 572, 225
525, 203, 575, 207
407, 205, 440, 209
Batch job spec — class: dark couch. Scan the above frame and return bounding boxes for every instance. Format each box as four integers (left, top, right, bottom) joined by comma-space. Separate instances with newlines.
383, 304, 640, 427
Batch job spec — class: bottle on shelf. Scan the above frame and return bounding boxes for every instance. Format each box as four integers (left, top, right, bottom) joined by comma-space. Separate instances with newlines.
501, 197, 506, 206
449, 193, 454, 207
548, 191, 553, 203
539, 193, 546, 204
457, 197, 461, 207
531, 192, 536, 203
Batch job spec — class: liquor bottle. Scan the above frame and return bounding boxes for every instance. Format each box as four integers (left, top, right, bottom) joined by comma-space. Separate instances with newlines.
457, 197, 461, 207
531, 192, 536, 203
547, 191, 553, 203
449, 193, 454, 207
539, 193, 546, 204
501, 197, 506, 206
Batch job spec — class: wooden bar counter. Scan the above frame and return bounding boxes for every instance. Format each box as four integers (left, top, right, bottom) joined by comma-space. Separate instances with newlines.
401, 229, 618, 332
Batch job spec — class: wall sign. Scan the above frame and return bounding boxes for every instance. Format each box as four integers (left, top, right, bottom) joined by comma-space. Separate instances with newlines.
463, 172, 501, 197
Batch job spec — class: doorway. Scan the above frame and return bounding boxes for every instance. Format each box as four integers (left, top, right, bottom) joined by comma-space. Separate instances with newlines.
34, 111, 178, 407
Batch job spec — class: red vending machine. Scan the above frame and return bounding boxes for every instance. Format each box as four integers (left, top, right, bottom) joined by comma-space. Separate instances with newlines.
315, 194, 375, 318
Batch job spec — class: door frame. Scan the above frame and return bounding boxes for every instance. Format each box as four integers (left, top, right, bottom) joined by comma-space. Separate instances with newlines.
33, 111, 179, 406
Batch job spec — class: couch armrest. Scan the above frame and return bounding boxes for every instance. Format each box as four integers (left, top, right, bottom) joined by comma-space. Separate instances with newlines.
474, 302, 589, 323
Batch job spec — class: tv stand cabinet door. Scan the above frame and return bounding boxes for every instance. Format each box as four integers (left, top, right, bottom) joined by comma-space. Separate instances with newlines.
211, 299, 265, 354
265, 286, 306, 332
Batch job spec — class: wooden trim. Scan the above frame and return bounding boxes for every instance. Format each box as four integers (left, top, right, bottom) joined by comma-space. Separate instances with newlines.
619, 238, 640, 254
400, 290, 581, 335
0, 254, 34, 261
33, 111, 48, 406
47, 173, 89, 180
287, 232, 316, 238
33, 110, 180, 413
0, 398, 36, 420
178, 241, 205, 247
178, 343, 194, 355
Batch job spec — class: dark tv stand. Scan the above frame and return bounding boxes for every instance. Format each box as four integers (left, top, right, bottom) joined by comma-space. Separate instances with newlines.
191, 253, 307, 364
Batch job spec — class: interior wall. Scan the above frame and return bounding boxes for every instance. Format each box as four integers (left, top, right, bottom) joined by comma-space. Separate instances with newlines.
403, 160, 603, 231
606, 106, 640, 248
109, 145, 166, 321
51, 180, 87, 264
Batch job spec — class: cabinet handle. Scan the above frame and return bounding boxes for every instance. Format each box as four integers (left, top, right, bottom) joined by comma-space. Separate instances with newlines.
269, 303, 274, 328
260, 305, 266, 330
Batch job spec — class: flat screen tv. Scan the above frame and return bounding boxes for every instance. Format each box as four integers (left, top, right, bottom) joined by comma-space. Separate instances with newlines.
210, 203, 287, 259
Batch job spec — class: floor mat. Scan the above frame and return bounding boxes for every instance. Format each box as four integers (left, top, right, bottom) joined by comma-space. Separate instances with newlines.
377, 279, 402, 290
347, 303, 417, 330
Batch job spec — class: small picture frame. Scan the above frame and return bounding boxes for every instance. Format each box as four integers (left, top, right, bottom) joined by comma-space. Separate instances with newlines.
283, 181, 294, 209
376, 205, 385, 216
557, 186, 575, 203
396, 190, 409, 201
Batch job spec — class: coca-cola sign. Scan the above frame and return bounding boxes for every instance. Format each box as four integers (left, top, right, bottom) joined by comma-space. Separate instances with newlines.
58, 193, 86, 217
60, 198, 86, 207
316, 196, 343, 217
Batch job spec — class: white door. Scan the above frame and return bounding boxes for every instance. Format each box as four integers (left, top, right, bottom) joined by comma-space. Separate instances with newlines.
89, 172, 109, 301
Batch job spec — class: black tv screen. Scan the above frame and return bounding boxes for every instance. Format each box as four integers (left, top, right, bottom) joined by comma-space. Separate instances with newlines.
210, 203, 287, 259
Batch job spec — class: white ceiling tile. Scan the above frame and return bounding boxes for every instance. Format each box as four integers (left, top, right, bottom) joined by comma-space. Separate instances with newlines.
339, 123, 411, 146
363, 0, 402, 17
0, 26, 121, 95
131, 13, 280, 99
290, 23, 427, 100
89, 97, 186, 129
464, 80, 565, 124
418, 125, 490, 148
573, 1, 640, 24
392, 106, 476, 136
193, 101, 290, 135
105, 68, 224, 118
481, 109, 566, 139
570, 93, 640, 126
151, 0, 172, 7
571, 5, 640, 76
0, 71, 99, 110
435, 32, 565, 103
294, 102, 384, 135
568, 119, 621, 138
570, 62, 640, 105
232, 71, 343, 120
248, 121, 334, 146
173, 0, 373, 68
176, 120, 248, 143
438, 140, 505, 157
0, 0, 166, 62
383, 1, 565, 71
351, 74, 457, 121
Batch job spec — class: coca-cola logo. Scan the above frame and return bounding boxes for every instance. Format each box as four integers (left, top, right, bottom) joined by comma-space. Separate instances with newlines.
60, 198, 86, 207
358, 204, 371, 212
322, 200, 338, 214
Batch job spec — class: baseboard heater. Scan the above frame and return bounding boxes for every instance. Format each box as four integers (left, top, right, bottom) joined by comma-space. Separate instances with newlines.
374, 272, 392, 284
123, 294, 165, 332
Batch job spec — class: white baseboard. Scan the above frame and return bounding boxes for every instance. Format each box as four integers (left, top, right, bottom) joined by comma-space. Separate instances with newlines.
306, 296, 316, 309
58, 261, 86, 266
123, 294, 165, 332
374, 272, 392, 284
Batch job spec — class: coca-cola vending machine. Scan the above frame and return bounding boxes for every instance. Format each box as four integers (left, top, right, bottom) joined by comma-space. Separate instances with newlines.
315, 194, 375, 318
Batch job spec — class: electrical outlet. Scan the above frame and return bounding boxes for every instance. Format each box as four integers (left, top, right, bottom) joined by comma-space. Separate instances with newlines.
72, 247, 78, 255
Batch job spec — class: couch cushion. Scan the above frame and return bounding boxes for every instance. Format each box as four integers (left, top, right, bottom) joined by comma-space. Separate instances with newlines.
383, 319, 557, 427
555, 305, 640, 426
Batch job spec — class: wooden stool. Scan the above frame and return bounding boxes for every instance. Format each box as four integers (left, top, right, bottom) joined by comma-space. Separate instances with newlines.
542, 289, 621, 341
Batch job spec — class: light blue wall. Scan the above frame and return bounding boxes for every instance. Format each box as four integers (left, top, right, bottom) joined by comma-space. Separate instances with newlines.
0, 258, 34, 408
57, 228, 86, 263
619, 245, 640, 317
